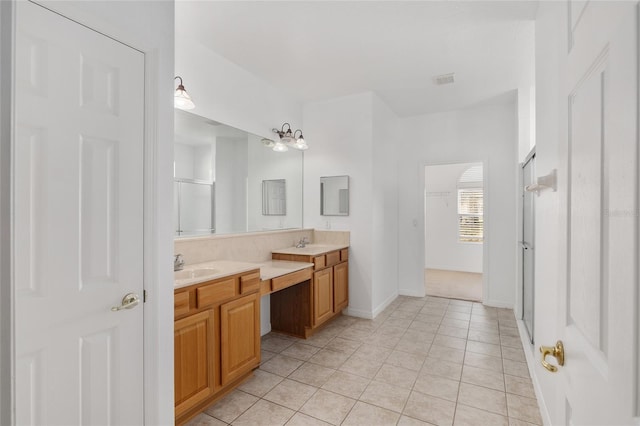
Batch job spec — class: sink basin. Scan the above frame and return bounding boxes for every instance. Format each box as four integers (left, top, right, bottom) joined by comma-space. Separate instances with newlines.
174, 268, 218, 280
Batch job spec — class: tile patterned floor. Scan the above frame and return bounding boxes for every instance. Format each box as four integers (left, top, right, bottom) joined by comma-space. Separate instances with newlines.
186, 296, 542, 426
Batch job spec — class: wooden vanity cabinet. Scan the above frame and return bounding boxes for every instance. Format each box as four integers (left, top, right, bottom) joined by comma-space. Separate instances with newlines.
174, 269, 261, 425
272, 248, 348, 336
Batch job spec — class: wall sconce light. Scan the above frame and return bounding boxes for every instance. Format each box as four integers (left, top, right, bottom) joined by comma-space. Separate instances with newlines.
174, 76, 195, 110
272, 123, 308, 151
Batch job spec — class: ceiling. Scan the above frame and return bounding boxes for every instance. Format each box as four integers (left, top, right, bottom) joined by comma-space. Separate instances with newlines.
175, 1, 537, 117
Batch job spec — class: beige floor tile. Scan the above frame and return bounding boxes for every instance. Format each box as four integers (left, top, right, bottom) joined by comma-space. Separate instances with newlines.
324, 337, 361, 355
352, 344, 393, 361
185, 413, 227, 426
461, 365, 505, 392
445, 311, 472, 320
385, 317, 414, 329
502, 359, 530, 378
465, 340, 502, 358
237, 369, 284, 397
397, 415, 431, 425
304, 330, 336, 348
281, 342, 321, 361
505, 375, 535, 399
300, 389, 356, 425
360, 380, 411, 413
342, 401, 401, 426
501, 346, 526, 362
467, 329, 501, 345
447, 304, 472, 313
414, 313, 444, 325
499, 325, 520, 337
390, 309, 419, 320
260, 354, 304, 377
367, 333, 401, 349
500, 335, 523, 349
437, 325, 469, 339
285, 412, 331, 426
339, 356, 384, 379
321, 370, 370, 399
374, 363, 418, 389
377, 324, 410, 337
232, 399, 294, 426
508, 418, 540, 426
204, 390, 258, 423
430, 344, 465, 364
440, 318, 470, 329
386, 349, 427, 371
288, 362, 335, 387
396, 338, 433, 356
308, 348, 350, 369
506, 394, 542, 424
339, 327, 373, 342
457, 382, 507, 416
463, 351, 503, 372
403, 390, 456, 426
409, 321, 441, 333
433, 334, 467, 350
403, 329, 437, 343
453, 403, 508, 426
413, 373, 460, 402
261, 349, 277, 364
421, 356, 463, 380
261, 336, 295, 353
263, 379, 317, 411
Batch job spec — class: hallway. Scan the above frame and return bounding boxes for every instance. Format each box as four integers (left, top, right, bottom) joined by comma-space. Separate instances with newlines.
187, 296, 541, 425
425, 269, 483, 302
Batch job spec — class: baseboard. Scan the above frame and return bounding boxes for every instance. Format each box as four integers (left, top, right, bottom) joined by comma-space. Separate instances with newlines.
516, 319, 551, 426
344, 307, 373, 319
398, 288, 426, 298
372, 292, 398, 318
482, 299, 516, 309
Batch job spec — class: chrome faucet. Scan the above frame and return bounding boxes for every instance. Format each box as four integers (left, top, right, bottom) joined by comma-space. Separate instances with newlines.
296, 237, 309, 248
174, 254, 185, 271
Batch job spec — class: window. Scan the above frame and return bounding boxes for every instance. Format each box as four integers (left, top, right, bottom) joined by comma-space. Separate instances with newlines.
458, 165, 483, 243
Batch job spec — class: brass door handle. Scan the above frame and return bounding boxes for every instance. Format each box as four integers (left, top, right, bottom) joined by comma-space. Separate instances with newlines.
539, 340, 565, 372
111, 293, 140, 311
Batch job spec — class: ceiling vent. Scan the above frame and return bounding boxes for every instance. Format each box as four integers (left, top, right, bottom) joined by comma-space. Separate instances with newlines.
434, 73, 455, 86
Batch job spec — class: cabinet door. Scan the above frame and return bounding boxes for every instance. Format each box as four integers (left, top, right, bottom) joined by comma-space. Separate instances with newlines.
220, 292, 260, 385
333, 262, 349, 313
313, 268, 334, 326
174, 309, 215, 418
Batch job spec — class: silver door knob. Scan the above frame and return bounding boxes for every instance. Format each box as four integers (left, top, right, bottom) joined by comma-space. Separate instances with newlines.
111, 293, 140, 311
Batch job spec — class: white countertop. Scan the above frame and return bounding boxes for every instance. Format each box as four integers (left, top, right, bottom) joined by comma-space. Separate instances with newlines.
257, 260, 314, 280
271, 243, 349, 256
174, 259, 314, 289
174, 260, 259, 289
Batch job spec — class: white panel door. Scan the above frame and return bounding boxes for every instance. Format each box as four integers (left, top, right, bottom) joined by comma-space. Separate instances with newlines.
546, 2, 639, 424
14, 2, 145, 424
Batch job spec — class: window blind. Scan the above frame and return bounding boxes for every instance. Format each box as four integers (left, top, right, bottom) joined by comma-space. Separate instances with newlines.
458, 188, 483, 243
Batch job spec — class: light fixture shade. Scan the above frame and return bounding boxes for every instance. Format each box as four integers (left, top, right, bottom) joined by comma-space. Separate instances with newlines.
174, 76, 195, 110
293, 137, 308, 150
273, 141, 288, 152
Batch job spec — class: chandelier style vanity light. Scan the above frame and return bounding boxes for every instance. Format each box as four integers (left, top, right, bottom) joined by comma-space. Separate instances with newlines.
174, 76, 195, 110
270, 123, 308, 152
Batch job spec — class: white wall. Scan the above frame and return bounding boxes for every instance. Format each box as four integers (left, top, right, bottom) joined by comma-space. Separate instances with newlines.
425, 163, 483, 273
175, 33, 302, 140
304, 92, 399, 318
397, 101, 518, 307
1, 1, 175, 424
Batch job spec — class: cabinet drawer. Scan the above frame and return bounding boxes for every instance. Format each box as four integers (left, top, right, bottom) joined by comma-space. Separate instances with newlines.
197, 277, 237, 307
272, 268, 312, 292
174, 291, 190, 317
313, 255, 326, 270
340, 249, 349, 261
240, 271, 261, 294
325, 251, 340, 267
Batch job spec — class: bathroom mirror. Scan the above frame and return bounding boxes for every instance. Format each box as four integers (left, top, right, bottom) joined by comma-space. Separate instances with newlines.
320, 175, 349, 216
174, 109, 303, 236
262, 179, 286, 215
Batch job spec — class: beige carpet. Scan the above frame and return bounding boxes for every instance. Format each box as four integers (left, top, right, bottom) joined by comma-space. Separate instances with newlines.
425, 268, 483, 302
